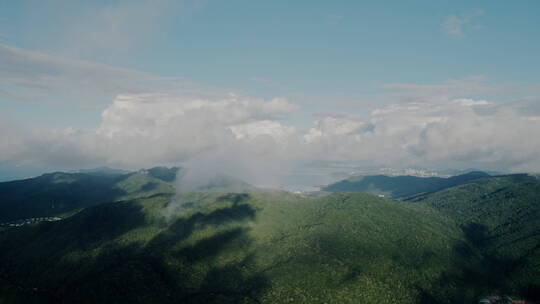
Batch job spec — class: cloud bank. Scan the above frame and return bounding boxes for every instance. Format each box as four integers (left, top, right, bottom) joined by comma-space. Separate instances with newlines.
3, 89, 540, 185
304, 98, 540, 172
2, 44, 540, 185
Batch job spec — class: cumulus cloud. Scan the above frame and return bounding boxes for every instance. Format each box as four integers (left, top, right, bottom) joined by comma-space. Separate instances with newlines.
94, 93, 298, 167
230, 120, 296, 140
1, 92, 300, 186
305, 98, 540, 171
6, 92, 540, 179
3, 84, 540, 185
96, 93, 303, 187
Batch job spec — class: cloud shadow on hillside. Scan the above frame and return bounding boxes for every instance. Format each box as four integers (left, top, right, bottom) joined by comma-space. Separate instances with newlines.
419, 222, 540, 303
0, 195, 268, 303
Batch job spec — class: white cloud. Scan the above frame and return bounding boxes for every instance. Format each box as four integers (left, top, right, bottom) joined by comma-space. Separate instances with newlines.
444, 15, 468, 36
93, 93, 299, 169
452, 98, 491, 106
3, 58, 540, 181
305, 98, 540, 171
97, 93, 296, 139
0, 117, 101, 168
3, 93, 540, 183
304, 117, 365, 143
0, 91, 302, 185
13, 0, 205, 59
383, 76, 491, 103
0, 43, 179, 103
61, 0, 175, 57
230, 120, 295, 141
443, 10, 483, 37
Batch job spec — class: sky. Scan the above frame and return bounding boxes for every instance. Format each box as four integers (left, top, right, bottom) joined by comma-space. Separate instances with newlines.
1, 0, 540, 184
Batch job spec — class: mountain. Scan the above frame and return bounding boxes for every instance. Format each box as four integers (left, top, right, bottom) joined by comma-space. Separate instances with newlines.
405, 173, 540, 302
0, 190, 466, 303
322, 171, 490, 198
0, 171, 538, 303
0, 167, 179, 222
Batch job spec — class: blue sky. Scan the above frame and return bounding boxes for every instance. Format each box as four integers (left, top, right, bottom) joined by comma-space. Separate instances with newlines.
1, 0, 540, 182
2, 0, 539, 124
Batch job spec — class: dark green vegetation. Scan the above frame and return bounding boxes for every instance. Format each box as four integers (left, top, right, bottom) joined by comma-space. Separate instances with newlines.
0, 167, 178, 222
323, 171, 490, 198
0, 171, 538, 303
406, 174, 540, 302
0, 191, 461, 303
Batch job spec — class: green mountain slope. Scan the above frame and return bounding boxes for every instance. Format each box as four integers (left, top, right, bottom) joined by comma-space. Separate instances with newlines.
0, 167, 178, 222
0, 173, 538, 303
406, 174, 540, 302
323, 171, 490, 198
0, 189, 488, 304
